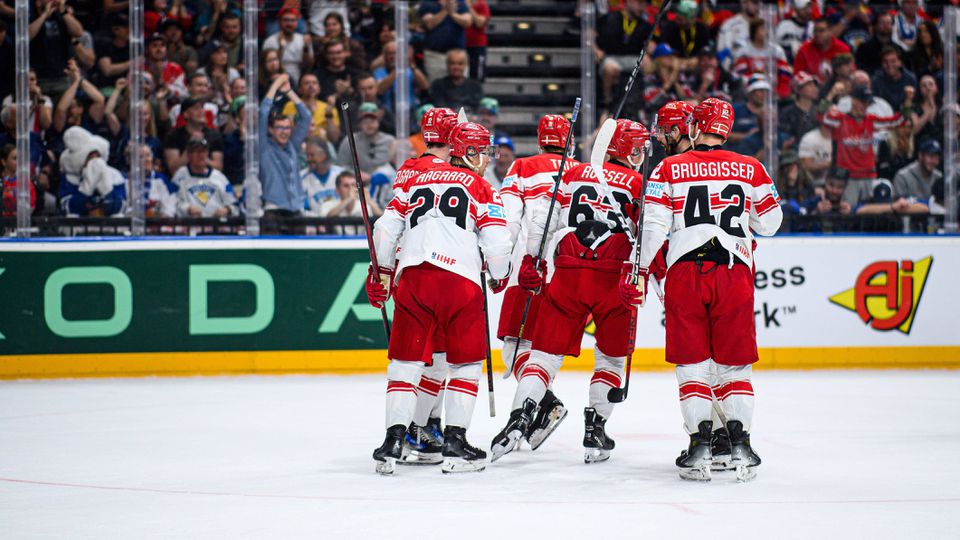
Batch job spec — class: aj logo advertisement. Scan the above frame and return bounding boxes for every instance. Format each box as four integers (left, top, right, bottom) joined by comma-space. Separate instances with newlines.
829, 257, 933, 335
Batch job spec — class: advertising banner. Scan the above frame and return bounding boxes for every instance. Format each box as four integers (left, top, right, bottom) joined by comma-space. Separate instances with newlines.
0, 236, 957, 377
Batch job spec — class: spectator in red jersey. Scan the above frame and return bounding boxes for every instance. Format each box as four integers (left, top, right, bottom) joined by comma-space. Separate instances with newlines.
144, 0, 193, 37
733, 19, 793, 99
820, 87, 901, 207
465, 0, 490, 81
793, 18, 851, 81
144, 33, 188, 101
0, 144, 37, 217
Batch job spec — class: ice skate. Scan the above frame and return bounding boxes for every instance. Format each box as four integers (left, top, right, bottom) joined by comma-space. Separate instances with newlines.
490, 398, 537, 462
727, 421, 761, 482
373, 424, 406, 475
583, 407, 615, 463
710, 427, 734, 471
526, 389, 568, 450
441, 426, 487, 473
677, 421, 713, 481
400, 420, 443, 465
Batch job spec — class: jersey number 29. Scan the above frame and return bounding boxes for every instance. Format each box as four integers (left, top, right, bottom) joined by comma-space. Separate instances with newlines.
409, 186, 469, 229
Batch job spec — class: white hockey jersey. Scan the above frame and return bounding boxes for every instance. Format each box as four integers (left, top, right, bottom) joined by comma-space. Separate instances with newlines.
499, 152, 578, 285
173, 166, 239, 217
528, 160, 644, 261
639, 148, 783, 269
374, 164, 512, 287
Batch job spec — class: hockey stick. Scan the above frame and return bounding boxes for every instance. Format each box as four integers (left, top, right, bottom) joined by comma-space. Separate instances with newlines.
341, 102, 391, 342
506, 97, 581, 379
611, 0, 676, 120
479, 256, 496, 417
605, 123, 655, 404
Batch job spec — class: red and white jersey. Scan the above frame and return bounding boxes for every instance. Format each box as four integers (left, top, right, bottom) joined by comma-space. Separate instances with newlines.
640, 148, 783, 269
393, 154, 449, 190
529, 160, 644, 259
499, 152, 577, 284
821, 109, 901, 179
374, 166, 512, 287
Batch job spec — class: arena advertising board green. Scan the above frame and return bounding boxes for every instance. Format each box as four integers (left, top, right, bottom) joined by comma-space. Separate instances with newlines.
0, 239, 394, 355
1, 237, 959, 358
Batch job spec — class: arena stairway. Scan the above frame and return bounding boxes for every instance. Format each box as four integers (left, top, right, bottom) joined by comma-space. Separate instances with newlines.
485, 0, 580, 156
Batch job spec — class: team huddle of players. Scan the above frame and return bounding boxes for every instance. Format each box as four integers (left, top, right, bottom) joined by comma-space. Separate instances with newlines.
364, 97, 783, 482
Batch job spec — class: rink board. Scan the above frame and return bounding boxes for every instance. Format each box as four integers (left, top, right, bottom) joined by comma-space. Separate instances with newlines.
0, 236, 958, 378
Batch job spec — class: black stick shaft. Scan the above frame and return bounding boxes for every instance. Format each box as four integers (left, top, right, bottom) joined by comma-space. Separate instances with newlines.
609, 139, 654, 403
480, 260, 496, 417
612, 0, 676, 120
510, 98, 581, 369
341, 102, 390, 341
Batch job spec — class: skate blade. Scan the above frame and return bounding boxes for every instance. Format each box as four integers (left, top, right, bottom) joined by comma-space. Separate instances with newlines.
490, 430, 522, 462
583, 447, 610, 464
735, 464, 758, 482
441, 457, 487, 473
678, 463, 712, 482
375, 457, 397, 475
398, 451, 443, 466
528, 406, 569, 451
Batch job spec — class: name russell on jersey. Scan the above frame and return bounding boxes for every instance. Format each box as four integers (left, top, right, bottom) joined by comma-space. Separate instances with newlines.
668, 161, 757, 181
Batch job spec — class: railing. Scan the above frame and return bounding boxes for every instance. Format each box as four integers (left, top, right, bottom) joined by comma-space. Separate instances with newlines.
0, 214, 945, 238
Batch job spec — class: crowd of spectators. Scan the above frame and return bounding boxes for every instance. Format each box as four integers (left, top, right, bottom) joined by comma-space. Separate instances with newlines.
596, 0, 956, 224
0, 0, 495, 228
0, 0, 956, 233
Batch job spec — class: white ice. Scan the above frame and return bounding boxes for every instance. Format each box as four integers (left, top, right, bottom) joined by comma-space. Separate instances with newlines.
1, 370, 958, 539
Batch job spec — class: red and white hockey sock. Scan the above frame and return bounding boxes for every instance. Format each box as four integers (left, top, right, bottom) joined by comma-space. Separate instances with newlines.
589, 349, 624, 419
676, 361, 716, 434
512, 350, 562, 411
385, 360, 424, 429
413, 352, 448, 426
444, 362, 482, 429
503, 337, 533, 382
713, 364, 755, 432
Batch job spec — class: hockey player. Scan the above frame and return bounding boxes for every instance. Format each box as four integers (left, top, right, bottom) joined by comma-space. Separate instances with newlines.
391, 106, 458, 465
655, 101, 695, 156
624, 97, 783, 482
653, 100, 733, 472
491, 119, 650, 464
367, 122, 512, 475
496, 114, 578, 450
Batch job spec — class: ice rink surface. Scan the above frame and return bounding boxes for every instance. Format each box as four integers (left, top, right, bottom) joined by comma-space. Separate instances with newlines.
1, 370, 959, 539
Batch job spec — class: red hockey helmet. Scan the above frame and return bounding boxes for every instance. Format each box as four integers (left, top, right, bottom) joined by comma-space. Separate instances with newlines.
538, 114, 571, 148
656, 101, 695, 136
449, 122, 493, 159
607, 119, 650, 161
689, 97, 735, 140
421, 107, 458, 144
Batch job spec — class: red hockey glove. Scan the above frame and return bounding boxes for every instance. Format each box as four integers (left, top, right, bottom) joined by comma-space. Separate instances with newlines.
365, 264, 394, 309
650, 242, 668, 282
487, 276, 509, 294
518, 255, 547, 294
619, 262, 648, 308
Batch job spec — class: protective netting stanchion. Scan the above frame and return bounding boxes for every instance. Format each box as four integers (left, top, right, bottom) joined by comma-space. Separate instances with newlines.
943, 7, 958, 233
243, 0, 261, 236
762, 4, 778, 174
580, 2, 596, 160
128, 0, 145, 236
395, 2, 411, 162
14, 0, 30, 237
